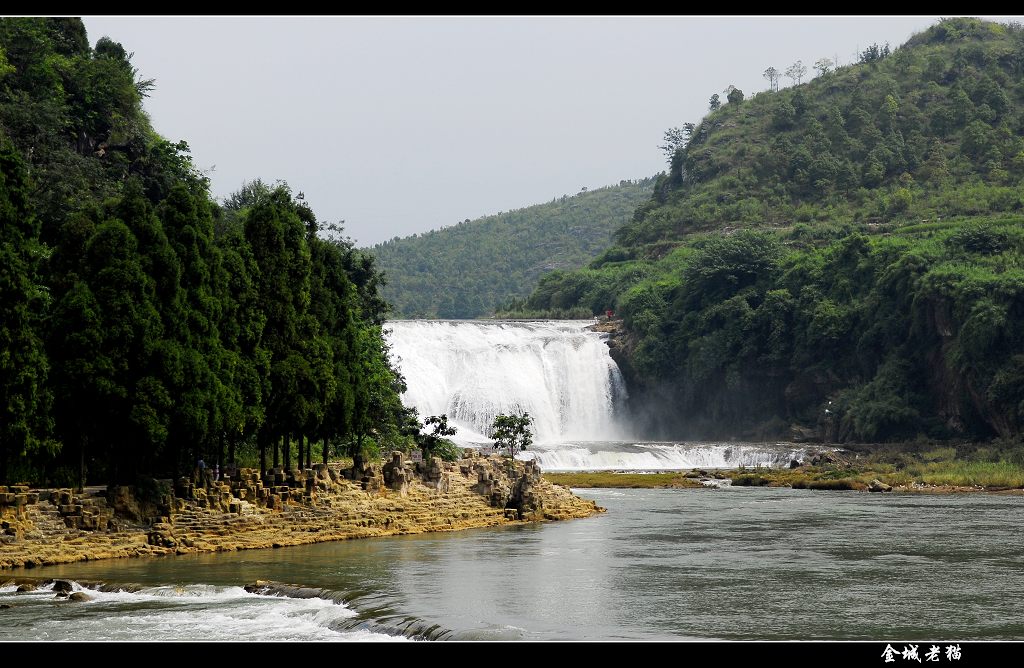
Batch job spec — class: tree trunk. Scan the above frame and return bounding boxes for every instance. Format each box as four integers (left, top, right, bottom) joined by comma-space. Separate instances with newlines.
79, 436, 86, 492
218, 433, 225, 478
306, 436, 312, 470
352, 433, 364, 478
259, 438, 266, 477
322, 437, 328, 466
297, 433, 304, 472
273, 435, 279, 469
229, 436, 236, 469
0, 439, 7, 485
284, 434, 291, 472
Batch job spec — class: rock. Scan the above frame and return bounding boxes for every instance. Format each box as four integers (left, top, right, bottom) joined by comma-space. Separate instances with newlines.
868, 479, 892, 493
54, 592, 69, 599
789, 459, 803, 469
0, 603, 12, 609
52, 580, 74, 593
68, 592, 92, 602
15, 583, 36, 592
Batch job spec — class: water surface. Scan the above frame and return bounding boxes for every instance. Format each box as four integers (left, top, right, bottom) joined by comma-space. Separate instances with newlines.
4, 486, 1023, 640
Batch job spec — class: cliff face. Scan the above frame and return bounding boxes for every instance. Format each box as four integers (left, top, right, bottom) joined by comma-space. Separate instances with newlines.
0, 452, 602, 570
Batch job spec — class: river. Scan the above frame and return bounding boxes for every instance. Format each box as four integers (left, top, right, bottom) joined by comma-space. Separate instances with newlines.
4, 486, 1023, 641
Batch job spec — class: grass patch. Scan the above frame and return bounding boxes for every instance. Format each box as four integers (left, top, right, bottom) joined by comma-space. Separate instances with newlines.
543, 472, 703, 489
907, 460, 1024, 488
731, 474, 772, 486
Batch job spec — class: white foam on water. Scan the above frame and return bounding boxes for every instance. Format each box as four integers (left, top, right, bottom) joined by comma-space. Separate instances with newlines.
520, 441, 812, 471
0, 581, 406, 642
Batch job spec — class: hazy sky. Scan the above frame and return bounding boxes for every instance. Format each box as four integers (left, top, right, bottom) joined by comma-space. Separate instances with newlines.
78, 16, 1014, 246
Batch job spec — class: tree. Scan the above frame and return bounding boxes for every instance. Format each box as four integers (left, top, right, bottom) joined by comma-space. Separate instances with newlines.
0, 141, 53, 483
490, 412, 534, 459
813, 57, 833, 77
763, 66, 780, 92
726, 86, 744, 105
659, 127, 688, 163
785, 60, 808, 86
708, 93, 720, 111
420, 414, 457, 459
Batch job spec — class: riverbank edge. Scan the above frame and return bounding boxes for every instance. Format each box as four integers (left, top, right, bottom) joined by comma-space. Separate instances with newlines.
0, 452, 604, 571
544, 468, 1024, 494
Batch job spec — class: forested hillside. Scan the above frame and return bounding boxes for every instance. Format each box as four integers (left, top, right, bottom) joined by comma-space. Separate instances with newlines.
0, 18, 409, 486
521, 18, 1024, 444
367, 179, 653, 319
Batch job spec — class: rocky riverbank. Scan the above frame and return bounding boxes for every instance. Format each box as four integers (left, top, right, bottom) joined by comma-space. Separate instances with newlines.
0, 451, 603, 570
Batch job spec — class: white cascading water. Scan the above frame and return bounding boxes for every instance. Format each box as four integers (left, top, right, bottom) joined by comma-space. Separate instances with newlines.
522, 442, 814, 471
386, 319, 817, 470
386, 320, 627, 443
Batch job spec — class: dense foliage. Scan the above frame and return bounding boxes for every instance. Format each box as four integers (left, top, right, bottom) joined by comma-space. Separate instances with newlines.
0, 19, 406, 485
519, 18, 1024, 443
367, 180, 653, 319
490, 412, 534, 458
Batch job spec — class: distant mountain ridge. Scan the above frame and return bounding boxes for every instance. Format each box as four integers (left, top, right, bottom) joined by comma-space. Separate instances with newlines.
366, 179, 654, 319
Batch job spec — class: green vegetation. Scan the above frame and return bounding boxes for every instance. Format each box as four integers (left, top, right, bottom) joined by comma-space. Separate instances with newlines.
0, 19, 407, 486
516, 18, 1024, 445
417, 414, 461, 462
367, 180, 653, 319
543, 472, 702, 488
490, 412, 534, 459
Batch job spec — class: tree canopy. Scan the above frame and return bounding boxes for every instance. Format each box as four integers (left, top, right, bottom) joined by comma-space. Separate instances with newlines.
0, 19, 407, 485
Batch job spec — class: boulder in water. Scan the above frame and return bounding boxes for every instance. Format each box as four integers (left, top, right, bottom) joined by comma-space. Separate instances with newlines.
868, 479, 892, 493
52, 580, 74, 593
68, 592, 91, 602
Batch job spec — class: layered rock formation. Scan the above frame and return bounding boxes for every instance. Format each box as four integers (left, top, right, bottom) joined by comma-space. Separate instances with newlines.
0, 452, 602, 570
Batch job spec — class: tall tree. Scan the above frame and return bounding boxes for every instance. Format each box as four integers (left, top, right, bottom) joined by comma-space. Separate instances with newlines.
813, 57, 833, 77
785, 60, 808, 86
0, 141, 53, 482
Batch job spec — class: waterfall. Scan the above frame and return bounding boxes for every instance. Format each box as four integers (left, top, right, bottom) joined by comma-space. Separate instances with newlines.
385, 320, 628, 443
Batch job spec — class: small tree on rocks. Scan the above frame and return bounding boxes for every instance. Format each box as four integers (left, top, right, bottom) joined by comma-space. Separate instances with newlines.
490, 412, 534, 460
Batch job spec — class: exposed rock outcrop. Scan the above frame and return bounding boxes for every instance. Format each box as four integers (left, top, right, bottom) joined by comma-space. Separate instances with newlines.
0, 452, 602, 570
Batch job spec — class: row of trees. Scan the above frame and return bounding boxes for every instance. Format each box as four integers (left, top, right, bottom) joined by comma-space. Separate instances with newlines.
0, 18, 407, 485
762, 42, 891, 94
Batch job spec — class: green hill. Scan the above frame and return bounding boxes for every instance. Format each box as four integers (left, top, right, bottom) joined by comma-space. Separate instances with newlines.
520, 17, 1024, 444
367, 179, 653, 319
